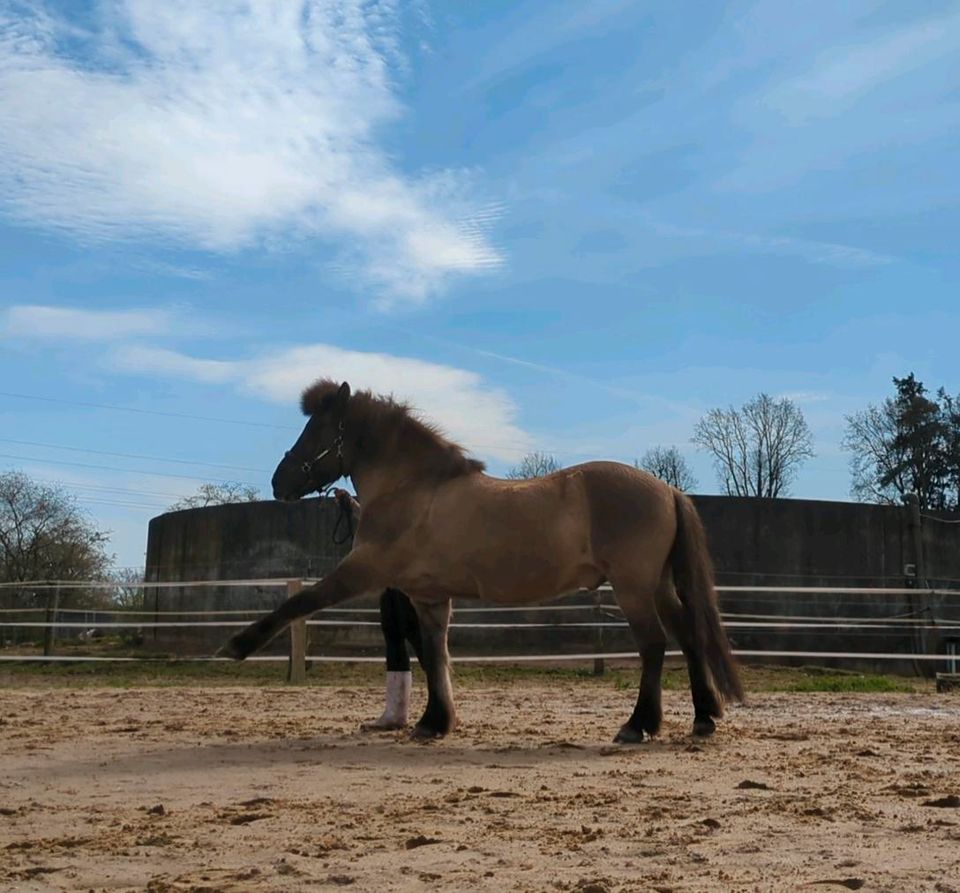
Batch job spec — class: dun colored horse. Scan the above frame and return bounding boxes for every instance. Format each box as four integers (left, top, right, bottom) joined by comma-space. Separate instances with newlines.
222, 380, 743, 741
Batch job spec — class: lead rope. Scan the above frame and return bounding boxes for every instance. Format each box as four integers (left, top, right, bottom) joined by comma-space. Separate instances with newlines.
332, 497, 355, 546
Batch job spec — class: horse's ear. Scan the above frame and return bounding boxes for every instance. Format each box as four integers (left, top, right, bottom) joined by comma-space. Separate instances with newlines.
336, 382, 351, 410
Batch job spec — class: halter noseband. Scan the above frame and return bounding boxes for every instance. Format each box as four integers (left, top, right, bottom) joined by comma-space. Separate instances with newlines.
300, 419, 345, 485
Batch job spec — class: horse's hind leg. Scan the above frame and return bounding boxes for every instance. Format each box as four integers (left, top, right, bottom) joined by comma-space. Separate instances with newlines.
612, 584, 666, 744
410, 599, 457, 739
656, 582, 722, 737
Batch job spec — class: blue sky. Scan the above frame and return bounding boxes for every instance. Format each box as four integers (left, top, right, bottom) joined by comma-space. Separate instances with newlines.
1, 0, 958, 570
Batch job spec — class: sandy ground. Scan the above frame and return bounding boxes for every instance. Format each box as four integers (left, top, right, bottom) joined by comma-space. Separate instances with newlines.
1, 683, 959, 893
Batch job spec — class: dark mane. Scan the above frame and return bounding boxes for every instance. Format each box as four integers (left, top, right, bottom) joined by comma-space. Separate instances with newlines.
300, 379, 486, 480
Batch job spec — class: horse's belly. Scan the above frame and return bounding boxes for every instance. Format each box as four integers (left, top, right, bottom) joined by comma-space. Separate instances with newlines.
409, 501, 594, 603
399, 553, 569, 604
477, 564, 602, 604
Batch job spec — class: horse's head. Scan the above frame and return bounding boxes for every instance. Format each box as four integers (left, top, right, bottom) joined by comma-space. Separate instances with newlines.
272, 381, 351, 501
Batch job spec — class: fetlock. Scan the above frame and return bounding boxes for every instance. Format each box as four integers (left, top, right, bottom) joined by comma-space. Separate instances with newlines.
361, 671, 411, 731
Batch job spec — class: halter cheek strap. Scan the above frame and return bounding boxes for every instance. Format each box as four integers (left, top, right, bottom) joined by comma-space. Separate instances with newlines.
301, 420, 345, 482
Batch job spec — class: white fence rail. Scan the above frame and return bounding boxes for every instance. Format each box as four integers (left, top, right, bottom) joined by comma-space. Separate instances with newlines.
1, 578, 959, 677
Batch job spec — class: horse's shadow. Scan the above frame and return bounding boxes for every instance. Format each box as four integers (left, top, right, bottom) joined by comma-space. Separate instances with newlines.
34, 729, 715, 782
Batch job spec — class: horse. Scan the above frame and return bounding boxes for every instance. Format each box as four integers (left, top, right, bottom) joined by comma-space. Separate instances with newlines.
221, 379, 744, 741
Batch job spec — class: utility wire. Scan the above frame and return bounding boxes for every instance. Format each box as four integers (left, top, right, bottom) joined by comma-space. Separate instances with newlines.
31, 478, 210, 502
74, 497, 170, 510
0, 437, 269, 474
0, 389, 538, 458
0, 453, 261, 486
0, 390, 296, 430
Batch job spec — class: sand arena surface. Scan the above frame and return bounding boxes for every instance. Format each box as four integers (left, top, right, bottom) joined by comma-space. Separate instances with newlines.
1, 683, 959, 892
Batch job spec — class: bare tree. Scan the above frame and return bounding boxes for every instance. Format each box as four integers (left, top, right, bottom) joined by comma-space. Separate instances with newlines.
636, 446, 698, 491
112, 567, 146, 611
843, 402, 903, 506
940, 388, 960, 510
0, 471, 113, 616
168, 481, 261, 511
692, 393, 813, 497
506, 452, 561, 479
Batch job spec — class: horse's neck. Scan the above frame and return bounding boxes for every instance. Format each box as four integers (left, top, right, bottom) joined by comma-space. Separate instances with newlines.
351, 459, 423, 507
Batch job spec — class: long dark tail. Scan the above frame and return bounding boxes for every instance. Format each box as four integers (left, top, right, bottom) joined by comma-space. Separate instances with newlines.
669, 491, 744, 706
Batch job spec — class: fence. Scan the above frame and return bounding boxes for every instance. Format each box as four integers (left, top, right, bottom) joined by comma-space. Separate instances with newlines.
2, 578, 960, 680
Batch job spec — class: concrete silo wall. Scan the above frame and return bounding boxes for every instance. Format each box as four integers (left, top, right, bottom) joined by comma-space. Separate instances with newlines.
144, 497, 352, 654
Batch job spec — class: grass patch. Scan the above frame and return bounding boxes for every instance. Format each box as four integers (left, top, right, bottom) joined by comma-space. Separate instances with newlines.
785, 672, 915, 693
0, 653, 929, 693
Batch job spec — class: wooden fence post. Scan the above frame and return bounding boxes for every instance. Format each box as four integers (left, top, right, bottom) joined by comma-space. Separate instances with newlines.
286, 579, 306, 684
42, 584, 60, 659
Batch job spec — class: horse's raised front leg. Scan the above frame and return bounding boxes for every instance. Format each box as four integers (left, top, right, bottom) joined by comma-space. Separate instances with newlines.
410, 599, 457, 739
220, 552, 378, 661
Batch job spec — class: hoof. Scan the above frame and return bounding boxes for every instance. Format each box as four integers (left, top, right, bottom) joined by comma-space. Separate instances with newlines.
692, 717, 716, 737
613, 723, 645, 744
216, 636, 250, 662
410, 723, 447, 740
360, 718, 407, 732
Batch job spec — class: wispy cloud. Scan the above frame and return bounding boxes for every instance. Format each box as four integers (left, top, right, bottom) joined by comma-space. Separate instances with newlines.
0, 1, 502, 302
1, 304, 180, 340
462, 0, 639, 91
384, 325, 690, 413
763, 12, 960, 124
639, 218, 893, 269
108, 342, 533, 461
129, 259, 214, 282
718, 7, 960, 196
110, 345, 238, 382
776, 390, 832, 405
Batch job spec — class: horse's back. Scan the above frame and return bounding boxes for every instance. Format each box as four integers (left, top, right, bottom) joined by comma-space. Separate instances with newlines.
430, 460, 675, 545
393, 460, 676, 602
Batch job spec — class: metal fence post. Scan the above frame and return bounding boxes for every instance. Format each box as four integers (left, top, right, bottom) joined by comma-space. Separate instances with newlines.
904, 493, 931, 674
286, 579, 306, 684
592, 590, 605, 676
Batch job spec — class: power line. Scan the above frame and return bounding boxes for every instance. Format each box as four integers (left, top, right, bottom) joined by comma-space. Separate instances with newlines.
0, 453, 261, 486
0, 437, 270, 474
74, 497, 169, 511
0, 389, 537, 458
34, 479, 194, 500
4, 473, 266, 512
0, 390, 296, 430
0, 388, 745, 465
31, 478, 201, 502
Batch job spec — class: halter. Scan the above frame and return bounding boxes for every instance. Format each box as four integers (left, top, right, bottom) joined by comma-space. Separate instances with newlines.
300, 419, 345, 486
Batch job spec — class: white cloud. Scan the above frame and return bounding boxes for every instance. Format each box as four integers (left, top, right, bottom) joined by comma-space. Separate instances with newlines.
2, 304, 178, 340
0, 1, 502, 302
109, 342, 533, 462
110, 345, 238, 383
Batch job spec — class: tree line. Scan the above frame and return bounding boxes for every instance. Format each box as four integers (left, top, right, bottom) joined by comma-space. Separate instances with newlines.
507, 373, 960, 512
0, 473, 261, 619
